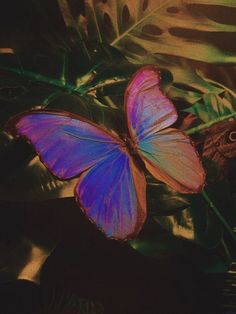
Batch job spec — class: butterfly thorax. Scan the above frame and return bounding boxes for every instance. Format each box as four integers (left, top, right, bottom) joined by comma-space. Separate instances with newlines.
122, 136, 138, 156
121, 135, 146, 171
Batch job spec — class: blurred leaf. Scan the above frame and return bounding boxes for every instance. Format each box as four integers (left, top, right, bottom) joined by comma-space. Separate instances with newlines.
147, 181, 190, 216
184, 93, 236, 122
181, 194, 222, 248
129, 218, 229, 274
17, 243, 51, 284
75, 0, 236, 63
154, 209, 195, 242
58, 1, 236, 111
152, 56, 225, 108
147, 152, 236, 248
0, 76, 60, 128
0, 49, 128, 129
42, 287, 104, 314
0, 154, 76, 202
147, 181, 222, 248
186, 0, 236, 6
130, 219, 190, 259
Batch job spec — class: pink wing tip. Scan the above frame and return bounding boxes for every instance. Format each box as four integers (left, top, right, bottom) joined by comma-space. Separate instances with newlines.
5, 109, 41, 137
125, 65, 162, 97
5, 112, 24, 137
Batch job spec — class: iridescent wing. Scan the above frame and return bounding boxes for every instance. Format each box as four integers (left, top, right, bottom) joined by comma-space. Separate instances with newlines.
125, 65, 178, 142
76, 150, 146, 239
6, 111, 121, 179
125, 66, 205, 193
138, 128, 205, 193
6, 110, 146, 239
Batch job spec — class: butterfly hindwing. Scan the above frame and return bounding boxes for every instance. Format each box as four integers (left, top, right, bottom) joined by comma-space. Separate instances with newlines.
139, 128, 205, 193
75, 149, 146, 239
125, 66, 205, 193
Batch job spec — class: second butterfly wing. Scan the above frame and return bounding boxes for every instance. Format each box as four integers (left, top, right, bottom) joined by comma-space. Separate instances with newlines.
125, 66, 205, 193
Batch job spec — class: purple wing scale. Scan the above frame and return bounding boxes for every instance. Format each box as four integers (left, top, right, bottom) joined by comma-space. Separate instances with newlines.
6, 111, 122, 179
125, 66, 178, 142
6, 110, 146, 239
75, 149, 146, 239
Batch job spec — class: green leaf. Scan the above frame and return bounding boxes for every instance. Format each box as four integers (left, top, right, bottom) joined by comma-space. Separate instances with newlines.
184, 93, 236, 122
80, 0, 236, 63
186, 0, 236, 7
157, 56, 223, 106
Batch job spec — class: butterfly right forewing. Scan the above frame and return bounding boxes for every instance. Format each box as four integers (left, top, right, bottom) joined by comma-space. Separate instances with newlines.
125, 65, 178, 142
125, 66, 205, 194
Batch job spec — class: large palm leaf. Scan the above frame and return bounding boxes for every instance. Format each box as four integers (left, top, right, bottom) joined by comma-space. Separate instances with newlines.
59, 0, 236, 63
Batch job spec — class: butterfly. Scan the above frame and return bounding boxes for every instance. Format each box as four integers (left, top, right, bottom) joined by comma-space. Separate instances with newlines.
6, 66, 205, 240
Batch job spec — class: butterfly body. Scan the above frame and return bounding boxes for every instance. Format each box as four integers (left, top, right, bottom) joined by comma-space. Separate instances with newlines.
6, 66, 205, 240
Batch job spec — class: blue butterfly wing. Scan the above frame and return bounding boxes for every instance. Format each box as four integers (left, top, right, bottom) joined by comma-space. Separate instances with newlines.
75, 149, 146, 239
7, 110, 146, 239
7, 111, 121, 179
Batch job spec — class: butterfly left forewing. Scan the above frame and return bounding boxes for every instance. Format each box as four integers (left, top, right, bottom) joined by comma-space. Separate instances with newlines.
6, 110, 122, 180
75, 148, 146, 239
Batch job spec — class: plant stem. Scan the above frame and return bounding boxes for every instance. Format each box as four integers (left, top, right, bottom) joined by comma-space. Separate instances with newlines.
0, 65, 129, 97
0, 65, 85, 94
205, 77, 236, 98
86, 76, 128, 94
202, 190, 236, 244
221, 238, 232, 265
186, 112, 236, 135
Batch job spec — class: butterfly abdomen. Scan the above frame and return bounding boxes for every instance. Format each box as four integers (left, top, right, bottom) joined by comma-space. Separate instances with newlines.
122, 136, 146, 172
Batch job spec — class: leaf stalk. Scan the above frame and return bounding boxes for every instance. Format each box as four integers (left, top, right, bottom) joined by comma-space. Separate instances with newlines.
202, 190, 236, 244
186, 112, 236, 135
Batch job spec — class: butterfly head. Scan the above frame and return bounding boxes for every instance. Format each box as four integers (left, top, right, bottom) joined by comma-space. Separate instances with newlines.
120, 135, 146, 173
122, 135, 137, 156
